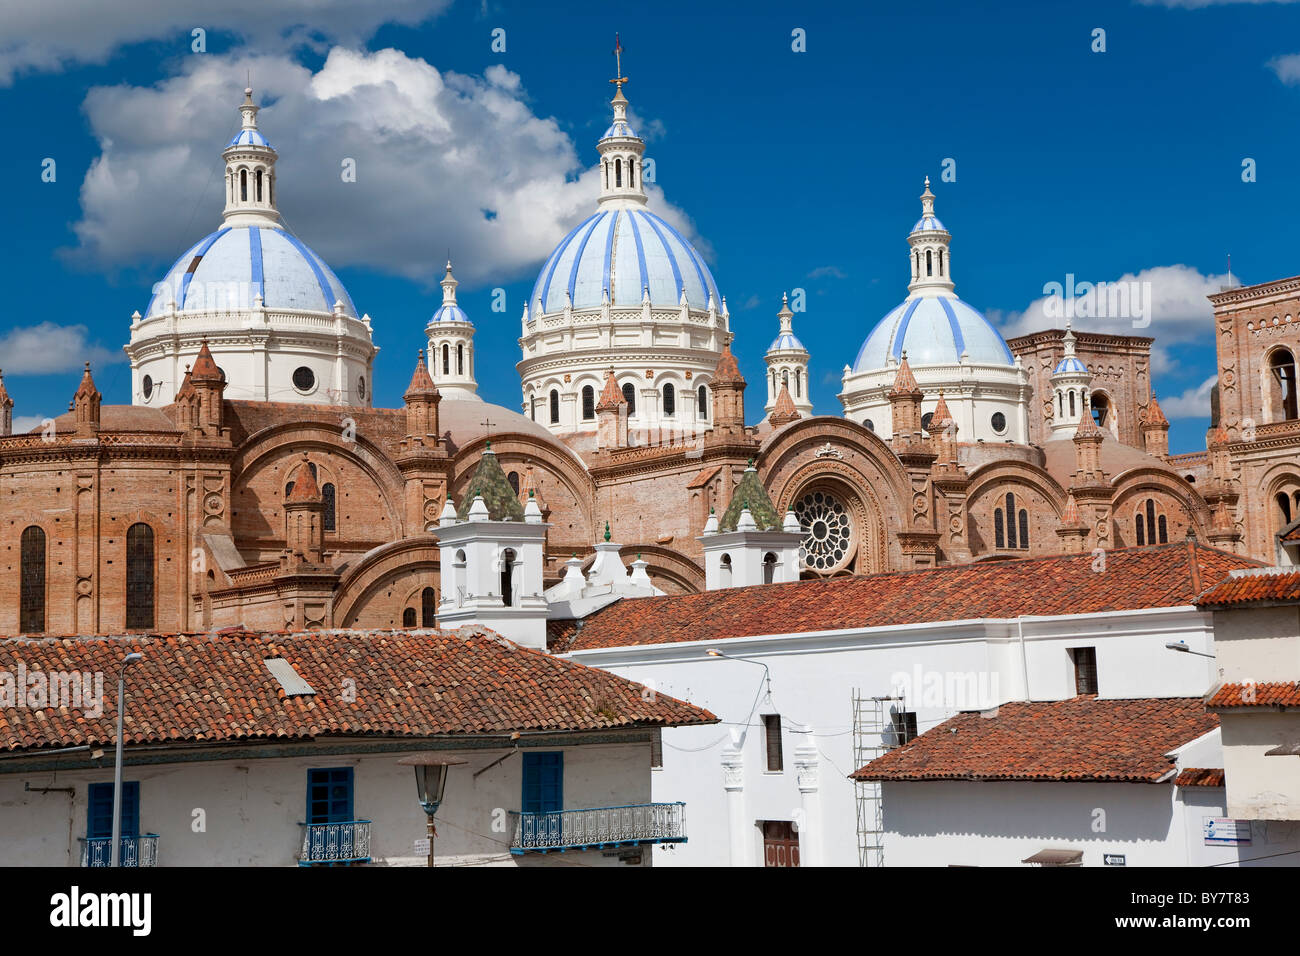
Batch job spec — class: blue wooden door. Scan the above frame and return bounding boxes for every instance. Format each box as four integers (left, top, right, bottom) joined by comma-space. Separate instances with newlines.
307, 768, 354, 824
87, 781, 139, 838
521, 752, 563, 813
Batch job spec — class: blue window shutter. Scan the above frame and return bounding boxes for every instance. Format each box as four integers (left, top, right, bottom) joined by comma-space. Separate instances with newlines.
307, 767, 354, 824
87, 781, 139, 838
521, 752, 563, 814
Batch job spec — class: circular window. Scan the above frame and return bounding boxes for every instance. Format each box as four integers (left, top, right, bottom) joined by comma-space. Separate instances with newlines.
357, 376, 367, 400
141, 375, 153, 402
292, 366, 316, 392
794, 490, 854, 573
991, 412, 1007, 434
921, 412, 934, 432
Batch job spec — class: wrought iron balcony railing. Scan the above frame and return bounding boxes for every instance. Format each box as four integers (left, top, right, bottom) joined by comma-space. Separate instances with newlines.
508, 802, 687, 854
298, 820, 372, 865
79, 834, 160, 867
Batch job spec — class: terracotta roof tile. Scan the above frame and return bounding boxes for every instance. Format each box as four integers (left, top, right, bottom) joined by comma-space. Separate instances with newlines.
404, 349, 437, 397
712, 341, 743, 385
851, 697, 1216, 783
888, 354, 920, 395
285, 456, 321, 502
1144, 394, 1169, 427
768, 384, 799, 426
189, 340, 223, 384
596, 368, 625, 409
1205, 681, 1300, 709
686, 465, 722, 489
1175, 768, 1224, 787
1196, 568, 1300, 607
567, 542, 1259, 651
0, 628, 716, 754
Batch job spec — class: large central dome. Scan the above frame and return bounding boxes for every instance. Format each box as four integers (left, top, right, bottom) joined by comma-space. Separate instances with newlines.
146, 225, 357, 318
852, 293, 1012, 371
529, 208, 719, 313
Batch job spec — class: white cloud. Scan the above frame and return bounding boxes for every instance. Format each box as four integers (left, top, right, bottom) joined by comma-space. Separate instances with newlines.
65, 49, 710, 295
808, 265, 847, 280
1269, 54, 1300, 84
989, 265, 1229, 350
1140, 0, 1299, 6
12, 415, 51, 434
0, 323, 120, 375
0, 0, 451, 85
1159, 374, 1218, 420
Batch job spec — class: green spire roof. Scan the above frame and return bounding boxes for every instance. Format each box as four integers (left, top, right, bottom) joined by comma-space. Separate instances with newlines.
455, 446, 525, 521
719, 466, 781, 531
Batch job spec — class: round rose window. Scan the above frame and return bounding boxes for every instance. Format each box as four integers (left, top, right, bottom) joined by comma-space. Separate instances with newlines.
794, 489, 853, 572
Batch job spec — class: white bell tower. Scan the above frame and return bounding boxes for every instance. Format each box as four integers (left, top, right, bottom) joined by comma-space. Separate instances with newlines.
764, 292, 812, 416
222, 87, 281, 228
426, 260, 479, 401
1049, 322, 1093, 439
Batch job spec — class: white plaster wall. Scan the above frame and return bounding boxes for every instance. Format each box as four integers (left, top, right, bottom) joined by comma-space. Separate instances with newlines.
572, 606, 1219, 867
1212, 605, 1300, 683
880, 780, 1300, 867
0, 741, 654, 868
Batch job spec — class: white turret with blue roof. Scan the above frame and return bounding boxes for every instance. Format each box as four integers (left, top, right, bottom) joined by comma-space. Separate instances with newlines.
125, 87, 378, 408
764, 293, 813, 416
426, 259, 479, 401
517, 39, 731, 442
1048, 319, 1093, 438
839, 179, 1030, 443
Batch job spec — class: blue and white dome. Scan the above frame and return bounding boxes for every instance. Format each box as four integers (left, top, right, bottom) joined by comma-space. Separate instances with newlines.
1053, 354, 1087, 374
769, 329, 806, 351
602, 118, 636, 138
912, 213, 945, 232
145, 225, 357, 319
227, 128, 272, 148
431, 301, 468, 323
852, 293, 1014, 372
530, 208, 720, 314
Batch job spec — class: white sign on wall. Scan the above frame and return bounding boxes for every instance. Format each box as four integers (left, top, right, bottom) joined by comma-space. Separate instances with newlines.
1203, 817, 1251, 846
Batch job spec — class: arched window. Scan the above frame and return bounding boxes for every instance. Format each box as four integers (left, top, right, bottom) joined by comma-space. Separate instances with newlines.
719, 553, 733, 588
1069, 390, 1076, 417
1091, 393, 1110, 428
508, 471, 520, 495
1136, 498, 1168, 546
1277, 491, 1294, 527
549, 389, 560, 424
125, 523, 155, 630
795, 369, 802, 398
268, 175, 273, 206
698, 384, 708, 419
629, 159, 636, 187
402, 607, 416, 628
421, 587, 436, 627
500, 549, 516, 606
926, 249, 933, 276
615, 158, 622, 188
1057, 391, 1064, 418
20, 526, 45, 633
240, 168, 247, 201
603, 161, 609, 188
938, 249, 945, 276
1269, 348, 1298, 421
457, 343, 464, 376
663, 383, 676, 417
322, 483, 336, 532
915, 251, 921, 278
763, 552, 778, 585
442, 344, 450, 376
782, 369, 789, 390
529, 395, 536, 421
994, 493, 1028, 550
255, 169, 263, 202
582, 385, 595, 420
622, 383, 636, 416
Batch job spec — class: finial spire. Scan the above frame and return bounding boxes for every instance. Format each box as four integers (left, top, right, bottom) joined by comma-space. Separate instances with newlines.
441, 259, 459, 306
611, 33, 627, 89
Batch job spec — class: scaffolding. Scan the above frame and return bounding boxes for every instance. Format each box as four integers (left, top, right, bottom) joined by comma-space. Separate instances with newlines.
851, 689, 904, 867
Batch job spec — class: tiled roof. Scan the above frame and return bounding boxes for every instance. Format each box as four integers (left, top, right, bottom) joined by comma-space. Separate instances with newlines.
0, 629, 716, 754
565, 542, 1258, 652
1205, 681, 1300, 709
285, 456, 321, 502
851, 697, 1217, 783
1284, 523, 1300, 543
1175, 768, 1225, 788
404, 349, 437, 397
1196, 568, 1300, 607
455, 446, 524, 521
686, 465, 722, 489
719, 465, 782, 532
713, 341, 743, 385
888, 354, 920, 395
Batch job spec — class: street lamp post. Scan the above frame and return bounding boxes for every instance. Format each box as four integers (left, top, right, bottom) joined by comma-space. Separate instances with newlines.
1165, 641, 1216, 659
110, 652, 144, 868
397, 754, 467, 866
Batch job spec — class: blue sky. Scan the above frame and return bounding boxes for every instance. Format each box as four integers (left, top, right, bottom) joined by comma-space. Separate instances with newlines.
2, 0, 1298, 453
